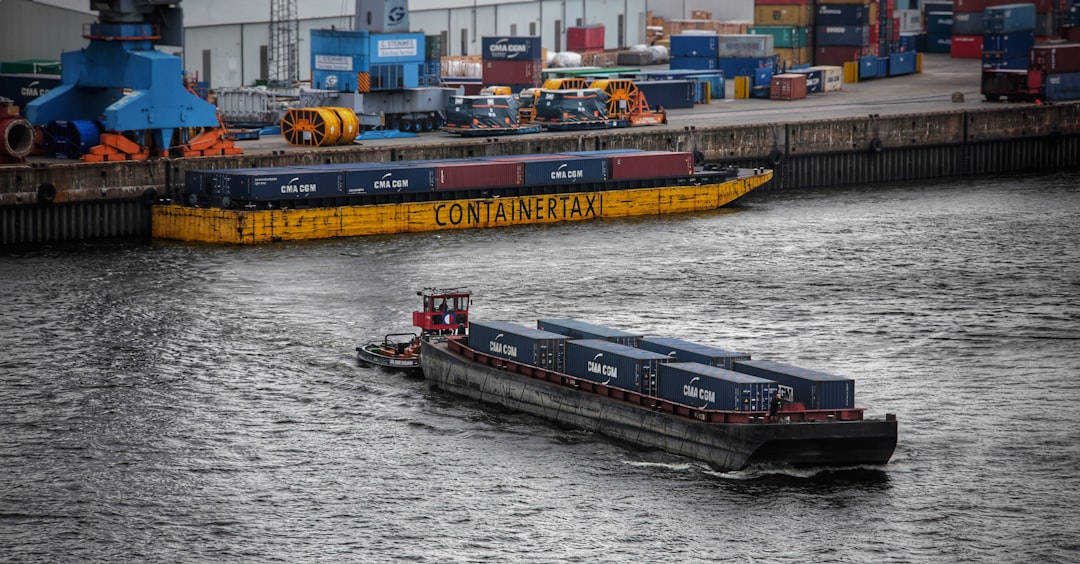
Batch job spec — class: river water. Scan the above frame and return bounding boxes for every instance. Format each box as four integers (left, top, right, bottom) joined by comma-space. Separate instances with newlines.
2, 171, 1079, 563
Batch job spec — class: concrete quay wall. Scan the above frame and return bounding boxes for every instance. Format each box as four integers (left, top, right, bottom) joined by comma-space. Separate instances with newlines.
1, 103, 1078, 244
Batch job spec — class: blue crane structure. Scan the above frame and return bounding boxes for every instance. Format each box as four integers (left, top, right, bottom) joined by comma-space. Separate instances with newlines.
26, 0, 220, 156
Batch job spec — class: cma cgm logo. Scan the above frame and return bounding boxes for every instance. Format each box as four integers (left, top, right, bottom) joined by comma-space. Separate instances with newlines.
488, 38, 529, 59
387, 6, 406, 24
21, 80, 50, 97
280, 176, 317, 194
374, 172, 409, 190
587, 353, 617, 384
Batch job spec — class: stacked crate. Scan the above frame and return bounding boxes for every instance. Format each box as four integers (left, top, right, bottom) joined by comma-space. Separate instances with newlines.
481, 36, 543, 91
982, 3, 1037, 69
1031, 42, 1080, 100
814, 1, 880, 66
925, 8, 956, 52
753, 0, 816, 67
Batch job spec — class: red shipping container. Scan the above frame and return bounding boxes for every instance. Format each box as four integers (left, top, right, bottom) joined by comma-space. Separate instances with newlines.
436, 161, 524, 190
609, 151, 693, 180
952, 0, 1055, 13
1030, 43, 1080, 74
482, 60, 542, 87
567, 25, 605, 52
950, 35, 983, 58
815, 45, 874, 66
770, 73, 808, 100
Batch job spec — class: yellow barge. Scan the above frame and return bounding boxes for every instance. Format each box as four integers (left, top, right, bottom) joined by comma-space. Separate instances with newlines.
152, 150, 772, 245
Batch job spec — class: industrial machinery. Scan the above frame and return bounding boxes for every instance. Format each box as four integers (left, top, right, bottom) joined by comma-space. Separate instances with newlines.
26, 0, 236, 159
518, 78, 589, 124
532, 78, 667, 131
442, 92, 540, 136
1, 98, 35, 164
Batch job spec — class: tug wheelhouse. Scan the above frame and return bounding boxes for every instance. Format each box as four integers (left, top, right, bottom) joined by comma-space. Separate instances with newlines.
413, 288, 471, 336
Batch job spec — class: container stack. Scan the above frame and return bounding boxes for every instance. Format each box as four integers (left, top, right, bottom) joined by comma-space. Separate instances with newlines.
1030, 42, 1080, 100
951, 0, 1066, 59
925, 7, 955, 53
752, 0, 815, 67
815, 1, 879, 67
982, 3, 1037, 69
481, 36, 543, 92
423, 34, 443, 86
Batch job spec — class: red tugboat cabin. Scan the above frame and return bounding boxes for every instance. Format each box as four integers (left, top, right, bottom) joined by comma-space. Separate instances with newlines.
413, 288, 471, 335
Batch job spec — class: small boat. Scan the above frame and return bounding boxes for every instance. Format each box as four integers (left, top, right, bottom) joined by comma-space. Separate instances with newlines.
356, 287, 471, 374
355, 333, 422, 374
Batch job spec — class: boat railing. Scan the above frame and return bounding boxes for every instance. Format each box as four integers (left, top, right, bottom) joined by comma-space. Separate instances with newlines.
445, 336, 866, 424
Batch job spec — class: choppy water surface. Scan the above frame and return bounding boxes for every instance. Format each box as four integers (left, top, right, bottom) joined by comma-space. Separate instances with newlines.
2, 172, 1079, 563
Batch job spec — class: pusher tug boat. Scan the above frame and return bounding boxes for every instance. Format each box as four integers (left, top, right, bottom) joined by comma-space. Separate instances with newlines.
399, 290, 897, 471
355, 288, 471, 374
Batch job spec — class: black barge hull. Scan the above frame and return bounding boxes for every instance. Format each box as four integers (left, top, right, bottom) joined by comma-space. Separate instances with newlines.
421, 340, 898, 471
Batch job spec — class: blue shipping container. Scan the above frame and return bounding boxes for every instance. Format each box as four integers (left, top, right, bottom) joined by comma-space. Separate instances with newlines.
311, 29, 371, 90
716, 55, 779, 80
656, 362, 776, 411
952, 12, 984, 35
565, 339, 671, 393
343, 164, 437, 194
732, 359, 855, 410
898, 32, 927, 53
1043, 72, 1080, 101
637, 337, 750, 370
926, 33, 952, 53
982, 31, 1034, 53
481, 36, 542, 61
219, 169, 343, 201
816, 4, 872, 26
859, 54, 881, 78
984, 3, 1036, 34
670, 56, 719, 71
670, 34, 719, 58
520, 156, 608, 185
468, 320, 569, 372
926, 12, 954, 35
816, 25, 870, 47
981, 54, 1029, 69
636, 80, 696, 109
538, 319, 642, 346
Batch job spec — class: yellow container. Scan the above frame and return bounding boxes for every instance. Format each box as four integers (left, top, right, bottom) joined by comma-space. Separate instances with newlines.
754, 4, 814, 27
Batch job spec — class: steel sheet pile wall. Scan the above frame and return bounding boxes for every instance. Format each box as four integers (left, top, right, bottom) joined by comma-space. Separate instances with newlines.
656, 362, 776, 411
732, 359, 854, 410
565, 339, 671, 393
537, 319, 642, 346
637, 337, 751, 370
468, 320, 568, 372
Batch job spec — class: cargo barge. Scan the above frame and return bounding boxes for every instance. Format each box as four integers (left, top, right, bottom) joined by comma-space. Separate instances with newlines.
152, 149, 772, 244
417, 309, 898, 471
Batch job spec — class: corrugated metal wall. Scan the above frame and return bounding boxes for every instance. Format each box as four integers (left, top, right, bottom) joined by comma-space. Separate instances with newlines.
0, 0, 95, 62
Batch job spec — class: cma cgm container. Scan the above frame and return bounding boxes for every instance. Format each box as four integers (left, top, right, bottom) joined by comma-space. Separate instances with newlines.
468, 320, 568, 372
215, 169, 343, 201
565, 339, 670, 393
816, 25, 871, 46
635, 80, 697, 109
342, 163, 438, 194
732, 359, 855, 410
538, 319, 642, 346
657, 362, 776, 411
481, 36, 542, 61
491, 154, 609, 185
637, 337, 750, 370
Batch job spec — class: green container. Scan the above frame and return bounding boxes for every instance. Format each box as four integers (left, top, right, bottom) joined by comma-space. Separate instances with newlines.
747, 26, 811, 49
0, 59, 62, 75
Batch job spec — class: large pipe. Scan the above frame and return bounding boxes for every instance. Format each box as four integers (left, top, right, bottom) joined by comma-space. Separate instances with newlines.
1, 116, 34, 162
